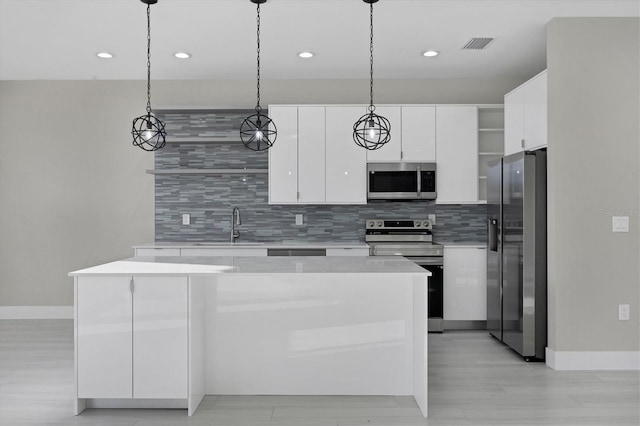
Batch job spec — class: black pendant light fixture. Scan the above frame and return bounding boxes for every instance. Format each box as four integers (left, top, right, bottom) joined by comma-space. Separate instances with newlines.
131, 0, 166, 152
353, 0, 390, 151
240, 0, 277, 151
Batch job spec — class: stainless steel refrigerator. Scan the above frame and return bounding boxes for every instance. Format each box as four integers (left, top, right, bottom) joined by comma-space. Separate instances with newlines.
486, 151, 547, 361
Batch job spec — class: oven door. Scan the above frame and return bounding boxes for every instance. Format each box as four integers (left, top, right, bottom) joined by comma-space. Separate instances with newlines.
408, 256, 444, 333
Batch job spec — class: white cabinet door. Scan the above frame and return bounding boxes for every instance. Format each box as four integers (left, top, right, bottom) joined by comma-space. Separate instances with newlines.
77, 276, 133, 398
365, 106, 402, 162
435, 106, 479, 204
268, 106, 298, 204
325, 106, 367, 204
298, 106, 326, 203
401, 106, 436, 162
504, 87, 525, 156
505, 70, 547, 155
443, 247, 487, 321
133, 276, 188, 399
524, 71, 547, 151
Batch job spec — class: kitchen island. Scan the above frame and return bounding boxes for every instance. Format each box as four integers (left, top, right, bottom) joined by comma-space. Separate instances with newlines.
70, 256, 430, 417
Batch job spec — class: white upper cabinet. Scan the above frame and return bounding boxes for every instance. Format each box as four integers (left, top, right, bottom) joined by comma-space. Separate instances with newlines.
435, 106, 479, 204
365, 106, 436, 162
365, 106, 402, 162
298, 107, 326, 203
504, 70, 547, 155
268, 106, 298, 204
523, 71, 547, 151
325, 106, 367, 204
269, 105, 366, 205
400, 106, 436, 162
504, 88, 525, 156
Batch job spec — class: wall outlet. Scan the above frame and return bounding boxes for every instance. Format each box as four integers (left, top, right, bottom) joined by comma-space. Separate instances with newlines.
612, 216, 629, 232
619, 304, 630, 321
295, 214, 304, 226
182, 213, 191, 225
428, 214, 436, 225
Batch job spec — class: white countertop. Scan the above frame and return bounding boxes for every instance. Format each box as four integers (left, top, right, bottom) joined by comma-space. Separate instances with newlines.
69, 256, 430, 276
134, 241, 369, 250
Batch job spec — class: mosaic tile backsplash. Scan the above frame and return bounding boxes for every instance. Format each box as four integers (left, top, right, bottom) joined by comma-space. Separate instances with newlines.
155, 142, 488, 244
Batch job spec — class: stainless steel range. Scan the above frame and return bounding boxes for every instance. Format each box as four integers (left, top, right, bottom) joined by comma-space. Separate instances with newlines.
366, 219, 444, 332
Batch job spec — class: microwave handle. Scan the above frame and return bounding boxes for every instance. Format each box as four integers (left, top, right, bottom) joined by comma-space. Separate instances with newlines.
416, 165, 421, 197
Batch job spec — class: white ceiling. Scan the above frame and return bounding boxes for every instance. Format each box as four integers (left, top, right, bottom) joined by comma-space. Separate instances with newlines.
0, 0, 638, 81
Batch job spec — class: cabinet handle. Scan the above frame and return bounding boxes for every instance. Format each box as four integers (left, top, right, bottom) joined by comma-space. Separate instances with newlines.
521, 139, 525, 148
130, 278, 134, 293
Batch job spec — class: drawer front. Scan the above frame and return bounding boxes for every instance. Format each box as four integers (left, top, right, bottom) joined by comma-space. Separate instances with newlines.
180, 248, 267, 257
135, 248, 181, 257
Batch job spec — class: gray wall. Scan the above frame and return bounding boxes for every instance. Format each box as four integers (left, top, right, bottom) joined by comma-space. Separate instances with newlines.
0, 81, 155, 307
0, 77, 517, 307
547, 18, 640, 352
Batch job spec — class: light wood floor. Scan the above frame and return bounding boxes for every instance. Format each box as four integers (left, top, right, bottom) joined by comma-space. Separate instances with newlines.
1, 320, 638, 425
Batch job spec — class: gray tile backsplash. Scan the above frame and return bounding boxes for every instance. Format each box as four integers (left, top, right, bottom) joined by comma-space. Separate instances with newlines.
154, 141, 488, 244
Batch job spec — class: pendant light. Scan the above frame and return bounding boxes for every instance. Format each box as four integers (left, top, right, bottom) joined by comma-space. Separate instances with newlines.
131, 0, 166, 152
353, 0, 390, 151
240, 0, 277, 151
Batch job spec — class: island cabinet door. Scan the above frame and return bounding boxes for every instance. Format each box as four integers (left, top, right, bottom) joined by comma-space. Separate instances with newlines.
77, 276, 133, 398
132, 276, 188, 399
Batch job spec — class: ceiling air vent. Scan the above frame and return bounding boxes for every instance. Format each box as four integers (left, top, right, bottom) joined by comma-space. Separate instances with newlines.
462, 37, 494, 50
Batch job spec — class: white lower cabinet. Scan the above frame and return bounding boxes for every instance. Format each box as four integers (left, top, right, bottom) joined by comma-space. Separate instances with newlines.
76, 276, 188, 399
443, 247, 487, 321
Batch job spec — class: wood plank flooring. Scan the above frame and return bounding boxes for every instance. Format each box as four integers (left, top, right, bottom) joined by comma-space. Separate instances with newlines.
1, 320, 638, 425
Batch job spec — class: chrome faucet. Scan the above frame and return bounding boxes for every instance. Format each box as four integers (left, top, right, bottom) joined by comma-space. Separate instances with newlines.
231, 207, 241, 243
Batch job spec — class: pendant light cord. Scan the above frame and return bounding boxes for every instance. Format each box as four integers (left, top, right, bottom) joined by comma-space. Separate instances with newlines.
255, 3, 262, 113
368, 2, 375, 113
146, 3, 152, 115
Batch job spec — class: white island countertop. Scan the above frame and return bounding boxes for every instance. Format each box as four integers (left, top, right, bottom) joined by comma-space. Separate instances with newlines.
69, 255, 430, 276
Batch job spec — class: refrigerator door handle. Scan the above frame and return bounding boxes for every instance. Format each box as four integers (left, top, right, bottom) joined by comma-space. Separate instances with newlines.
489, 219, 499, 252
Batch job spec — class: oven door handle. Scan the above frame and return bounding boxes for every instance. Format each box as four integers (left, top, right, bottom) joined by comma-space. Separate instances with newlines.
416, 165, 422, 198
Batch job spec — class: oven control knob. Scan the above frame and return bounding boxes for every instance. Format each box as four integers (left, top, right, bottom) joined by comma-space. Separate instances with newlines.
376, 221, 383, 227
415, 221, 421, 227
368, 220, 375, 228
423, 220, 430, 227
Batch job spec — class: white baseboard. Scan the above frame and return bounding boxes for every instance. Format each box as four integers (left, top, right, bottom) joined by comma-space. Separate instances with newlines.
0, 306, 73, 319
546, 347, 640, 370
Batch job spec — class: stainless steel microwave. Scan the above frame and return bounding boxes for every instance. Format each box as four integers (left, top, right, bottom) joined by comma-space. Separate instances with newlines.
367, 163, 437, 200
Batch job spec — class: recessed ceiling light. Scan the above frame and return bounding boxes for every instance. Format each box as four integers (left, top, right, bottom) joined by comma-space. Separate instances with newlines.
422, 50, 440, 57
174, 52, 191, 59
298, 51, 314, 59
96, 52, 113, 59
